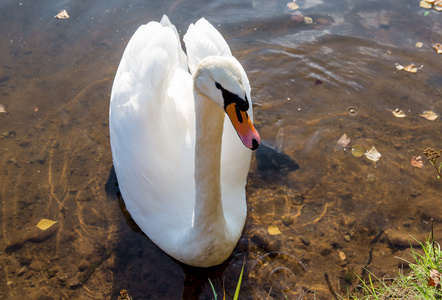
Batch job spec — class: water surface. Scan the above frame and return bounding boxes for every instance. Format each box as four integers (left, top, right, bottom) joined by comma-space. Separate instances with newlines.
1, 0, 442, 299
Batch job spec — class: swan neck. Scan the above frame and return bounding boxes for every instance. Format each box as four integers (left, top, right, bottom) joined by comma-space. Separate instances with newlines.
193, 94, 226, 230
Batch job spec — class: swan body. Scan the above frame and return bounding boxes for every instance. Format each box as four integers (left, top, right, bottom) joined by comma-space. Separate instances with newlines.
109, 15, 260, 267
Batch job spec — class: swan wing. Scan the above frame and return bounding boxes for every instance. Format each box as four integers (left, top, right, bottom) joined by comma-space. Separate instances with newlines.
109, 16, 195, 246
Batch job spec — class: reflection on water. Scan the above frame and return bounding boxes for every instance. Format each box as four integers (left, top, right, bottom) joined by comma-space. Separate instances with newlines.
1, 0, 442, 299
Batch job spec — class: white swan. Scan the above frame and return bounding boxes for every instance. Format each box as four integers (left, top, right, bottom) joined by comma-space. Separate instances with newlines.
109, 15, 260, 267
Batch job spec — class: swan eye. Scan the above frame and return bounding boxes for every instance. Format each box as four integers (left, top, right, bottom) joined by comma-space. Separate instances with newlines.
215, 82, 249, 112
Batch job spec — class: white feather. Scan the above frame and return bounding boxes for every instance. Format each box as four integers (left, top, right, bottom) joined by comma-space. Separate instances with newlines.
109, 15, 256, 267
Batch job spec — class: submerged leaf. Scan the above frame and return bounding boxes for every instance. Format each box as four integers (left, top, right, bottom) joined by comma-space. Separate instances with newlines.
416, 41, 424, 48
419, 110, 438, 121
365, 146, 381, 163
0, 104, 6, 113
411, 156, 424, 168
36, 219, 57, 230
268, 225, 282, 235
337, 133, 351, 148
351, 144, 365, 157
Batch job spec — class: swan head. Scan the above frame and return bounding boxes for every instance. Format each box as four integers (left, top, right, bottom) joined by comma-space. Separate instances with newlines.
194, 56, 261, 150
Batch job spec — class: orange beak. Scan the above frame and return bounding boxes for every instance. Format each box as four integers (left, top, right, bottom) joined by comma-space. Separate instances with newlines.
225, 103, 261, 150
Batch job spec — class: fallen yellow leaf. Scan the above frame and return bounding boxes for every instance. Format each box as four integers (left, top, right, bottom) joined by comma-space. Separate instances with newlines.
304, 17, 313, 24
268, 225, 282, 235
415, 42, 423, 48
351, 144, 365, 157
420, 0, 433, 8
419, 110, 438, 121
36, 219, 58, 230
287, 1, 299, 10
395, 63, 423, 73
433, 43, 442, 54
54, 10, 69, 19
365, 146, 381, 163
392, 109, 406, 118
403, 64, 418, 73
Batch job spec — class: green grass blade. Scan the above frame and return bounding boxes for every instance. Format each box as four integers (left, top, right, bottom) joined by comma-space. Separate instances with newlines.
209, 278, 217, 300
233, 262, 245, 300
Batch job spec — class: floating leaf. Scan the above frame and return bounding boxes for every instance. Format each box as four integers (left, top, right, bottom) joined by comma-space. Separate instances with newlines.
415, 41, 424, 48
268, 225, 282, 235
420, 0, 433, 8
433, 43, 442, 54
392, 108, 406, 118
365, 146, 381, 163
54, 10, 69, 19
287, 1, 299, 10
304, 16, 313, 24
0, 104, 6, 113
337, 134, 351, 148
36, 219, 58, 230
419, 110, 438, 121
411, 156, 424, 168
351, 144, 365, 157
395, 63, 423, 73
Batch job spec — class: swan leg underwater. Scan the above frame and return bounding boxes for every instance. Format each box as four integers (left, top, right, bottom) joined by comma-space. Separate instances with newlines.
109, 15, 261, 267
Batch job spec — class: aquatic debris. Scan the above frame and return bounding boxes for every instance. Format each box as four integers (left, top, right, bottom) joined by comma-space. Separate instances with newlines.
423, 147, 442, 178
290, 11, 304, 22
335, 133, 350, 151
416, 41, 424, 48
0, 104, 6, 113
338, 250, 346, 261
268, 225, 282, 235
365, 146, 381, 163
429, 269, 442, 287
36, 219, 58, 230
351, 144, 365, 157
287, 1, 299, 10
117, 289, 132, 300
304, 16, 313, 24
420, 0, 442, 11
420, 0, 433, 9
392, 108, 406, 118
54, 10, 69, 19
433, 42, 442, 54
395, 63, 423, 73
419, 110, 438, 121
411, 156, 424, 168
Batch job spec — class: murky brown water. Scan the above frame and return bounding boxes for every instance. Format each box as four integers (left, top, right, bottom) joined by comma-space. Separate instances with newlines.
1, 0, 442, 299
